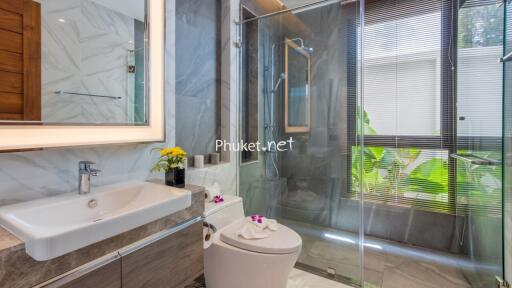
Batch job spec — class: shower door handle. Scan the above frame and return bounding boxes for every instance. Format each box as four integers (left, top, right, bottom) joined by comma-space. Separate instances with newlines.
499, 51, 512, 63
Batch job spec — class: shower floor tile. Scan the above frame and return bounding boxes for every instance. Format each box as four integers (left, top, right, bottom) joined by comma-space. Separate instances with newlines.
381, 260, 471, 288
281, 219, 472, 288
186, 269, 351, 288
287, 269, 352, 288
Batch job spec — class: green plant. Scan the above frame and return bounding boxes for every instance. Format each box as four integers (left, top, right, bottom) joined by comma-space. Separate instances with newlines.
151, 147, 187, 173
352, 109, 501, 213
455, 150, 502, 210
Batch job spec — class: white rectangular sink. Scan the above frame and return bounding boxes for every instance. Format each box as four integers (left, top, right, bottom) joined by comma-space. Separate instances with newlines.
0, 181, 191, 261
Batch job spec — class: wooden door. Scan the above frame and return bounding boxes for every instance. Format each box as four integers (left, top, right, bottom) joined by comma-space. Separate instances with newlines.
0, 0, 40, 121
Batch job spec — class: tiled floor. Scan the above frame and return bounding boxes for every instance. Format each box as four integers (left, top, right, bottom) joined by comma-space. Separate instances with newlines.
287, 269, 351, 288
188, 269, 350, 288
282, 219, 474, 288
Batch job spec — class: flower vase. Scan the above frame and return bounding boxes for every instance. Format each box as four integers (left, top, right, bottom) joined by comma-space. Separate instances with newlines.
165, 168, 185, 188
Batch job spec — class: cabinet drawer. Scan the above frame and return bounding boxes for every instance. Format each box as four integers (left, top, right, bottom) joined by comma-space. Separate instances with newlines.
122, 221, 204, 288
41, 258, 121, 288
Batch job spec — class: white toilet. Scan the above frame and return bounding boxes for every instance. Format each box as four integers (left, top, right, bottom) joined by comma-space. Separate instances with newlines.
203, 195, 302, 288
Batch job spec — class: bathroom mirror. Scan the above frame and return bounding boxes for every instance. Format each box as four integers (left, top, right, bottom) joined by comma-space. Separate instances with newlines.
0, 0, 148, 125
0, 0, 165, 150
284, 38, 311, 133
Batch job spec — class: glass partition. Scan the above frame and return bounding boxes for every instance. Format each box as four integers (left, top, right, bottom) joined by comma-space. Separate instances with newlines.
359, 1, 505, 287
238, 1, 507, 287
456, 2, 504, 287
238, 1, 363, 285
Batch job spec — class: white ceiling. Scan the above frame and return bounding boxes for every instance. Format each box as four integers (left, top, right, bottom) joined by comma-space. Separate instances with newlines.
90, 0, 145, 22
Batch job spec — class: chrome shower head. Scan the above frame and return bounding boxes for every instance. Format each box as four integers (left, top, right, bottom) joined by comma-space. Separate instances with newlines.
302, 46, 314, 54
287, 38, 314, 54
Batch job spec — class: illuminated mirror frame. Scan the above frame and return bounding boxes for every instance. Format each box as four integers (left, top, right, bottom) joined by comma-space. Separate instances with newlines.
0, 0, 165, 151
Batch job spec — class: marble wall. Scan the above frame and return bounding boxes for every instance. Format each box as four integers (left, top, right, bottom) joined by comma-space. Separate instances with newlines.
41, 0, 139, 123
175, 0, 221, 156
0, 0, 239, 206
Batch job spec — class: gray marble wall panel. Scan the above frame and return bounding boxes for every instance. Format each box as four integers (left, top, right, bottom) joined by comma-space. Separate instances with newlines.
42, 0, 137, 123
175, 0, 220, 156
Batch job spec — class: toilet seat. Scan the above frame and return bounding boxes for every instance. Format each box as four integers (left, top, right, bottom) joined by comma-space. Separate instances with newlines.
219, 219, 302, 254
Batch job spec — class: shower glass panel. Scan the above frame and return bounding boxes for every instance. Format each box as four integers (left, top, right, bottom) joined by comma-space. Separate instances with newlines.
361, 0, 505, 287
360, 1, 475, 287
238, 0, 363, 285
456, 1, 504, 287
239, 1, 507, 287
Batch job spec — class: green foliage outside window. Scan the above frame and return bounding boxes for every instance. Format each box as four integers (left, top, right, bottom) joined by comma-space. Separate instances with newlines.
352, 110, 502, 215
458, 5, 504, 48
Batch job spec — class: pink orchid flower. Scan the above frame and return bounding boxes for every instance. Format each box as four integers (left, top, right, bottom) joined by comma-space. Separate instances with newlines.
214, 195, 224, 204
251, 214, 264, 224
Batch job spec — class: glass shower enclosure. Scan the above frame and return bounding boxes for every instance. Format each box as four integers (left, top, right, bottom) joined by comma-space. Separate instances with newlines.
237, 0, 509, 287
238, 0, 364, 285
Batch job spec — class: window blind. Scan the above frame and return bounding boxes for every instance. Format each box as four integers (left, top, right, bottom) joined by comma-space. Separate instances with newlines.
355, 0, 503, 216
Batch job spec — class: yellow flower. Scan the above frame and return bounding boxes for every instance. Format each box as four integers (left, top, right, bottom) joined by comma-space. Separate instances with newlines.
160, 147, 187, 158
160, 148, 173, 156
170, 147, 187, 158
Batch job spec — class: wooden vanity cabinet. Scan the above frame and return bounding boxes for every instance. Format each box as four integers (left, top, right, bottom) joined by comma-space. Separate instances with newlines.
122, 221, 204, 288
50, 259, 122, 288
43, 221, 203, 288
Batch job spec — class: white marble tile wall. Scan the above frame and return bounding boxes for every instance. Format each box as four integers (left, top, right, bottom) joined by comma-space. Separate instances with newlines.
41, 0, 136, 123
0, 0, 239, 206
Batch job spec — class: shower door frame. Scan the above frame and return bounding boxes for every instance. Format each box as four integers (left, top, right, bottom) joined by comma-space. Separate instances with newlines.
502, 0, 511, 285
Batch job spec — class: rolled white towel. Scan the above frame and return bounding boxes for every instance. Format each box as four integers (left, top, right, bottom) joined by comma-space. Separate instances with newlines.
237, 215, 279, 240
248, 214, 278, 231
205, 182, 221, 202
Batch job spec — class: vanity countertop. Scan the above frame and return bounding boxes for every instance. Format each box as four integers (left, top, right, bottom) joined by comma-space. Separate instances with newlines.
0, 183, 204, 288
0, 225, 22, 251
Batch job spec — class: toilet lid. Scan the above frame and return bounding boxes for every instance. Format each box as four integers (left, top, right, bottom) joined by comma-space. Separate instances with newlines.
220, 219, 302, 254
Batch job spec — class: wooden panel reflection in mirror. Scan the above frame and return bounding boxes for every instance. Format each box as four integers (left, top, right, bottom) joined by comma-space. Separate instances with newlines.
0, 0, 40, 121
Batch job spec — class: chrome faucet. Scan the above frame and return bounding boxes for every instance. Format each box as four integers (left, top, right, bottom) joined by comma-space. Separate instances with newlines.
78, 161, 101, 195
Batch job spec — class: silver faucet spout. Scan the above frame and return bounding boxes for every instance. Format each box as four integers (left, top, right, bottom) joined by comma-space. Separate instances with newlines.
78, 161, 101, 195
